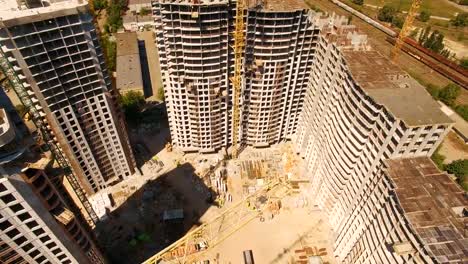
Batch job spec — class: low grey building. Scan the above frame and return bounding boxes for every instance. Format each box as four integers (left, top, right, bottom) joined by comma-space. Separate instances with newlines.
116, 32, 144, 95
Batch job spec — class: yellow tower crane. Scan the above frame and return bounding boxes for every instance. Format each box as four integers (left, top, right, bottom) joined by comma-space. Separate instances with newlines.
390, 0, 422, 61
230, 0, 246, 159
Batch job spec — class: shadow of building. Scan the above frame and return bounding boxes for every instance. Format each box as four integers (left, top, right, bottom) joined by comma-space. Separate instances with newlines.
97, 163, 214, 264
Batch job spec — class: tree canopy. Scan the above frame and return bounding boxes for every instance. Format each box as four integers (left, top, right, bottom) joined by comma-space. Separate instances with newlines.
93, 0, 108, 11
351, 0, 364, 5
119, 91, 145, 125
378, 5, 396, 23
445, 159, 468, 190
418, 10, 431, 22
418, 26, 451, 58
451, 12, 468, 27
106, 0, 127, 32
460, 58, 468, 69
438, 83, 461, 107
157, 87, 165, 102
455, 104, 468, 121
391, 16, 404, 28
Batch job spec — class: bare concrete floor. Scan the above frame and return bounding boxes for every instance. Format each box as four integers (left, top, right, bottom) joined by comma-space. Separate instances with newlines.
204, 207, 336, 264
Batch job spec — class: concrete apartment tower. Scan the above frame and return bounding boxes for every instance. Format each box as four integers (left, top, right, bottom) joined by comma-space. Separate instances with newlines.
154, 0, 466, 262
0, 107, 104, 264
0, 0, 136, 194
153, 0, 317, 152
294, 16, 464, 263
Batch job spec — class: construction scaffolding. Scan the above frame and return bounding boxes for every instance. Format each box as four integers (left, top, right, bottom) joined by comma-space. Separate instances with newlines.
230, 0, 246, 158
0, 49, 99, 225
142, 180, 290, 264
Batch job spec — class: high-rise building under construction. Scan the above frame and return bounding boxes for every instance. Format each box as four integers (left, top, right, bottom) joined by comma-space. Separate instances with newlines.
152, 1, 466, 263
0, 104, 104, 264
154, 0, 317, 152
0, 0, 136, 195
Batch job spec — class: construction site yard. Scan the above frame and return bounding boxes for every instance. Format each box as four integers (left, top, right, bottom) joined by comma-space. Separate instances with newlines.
203, 207, 335, 264
90, 124, 336, 264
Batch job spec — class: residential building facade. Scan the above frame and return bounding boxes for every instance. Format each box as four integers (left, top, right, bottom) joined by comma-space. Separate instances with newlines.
294, 17, 460, 263
0, 0, 136, 195
0, 107, 104, 264
153, 0, 317, 152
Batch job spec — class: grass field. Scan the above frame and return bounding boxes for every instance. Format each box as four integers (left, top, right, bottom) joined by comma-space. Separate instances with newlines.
341, 0, 468, 49
346, 0, 464, 18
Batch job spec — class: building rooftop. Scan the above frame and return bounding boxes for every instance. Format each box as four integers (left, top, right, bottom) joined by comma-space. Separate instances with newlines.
115, 32, 144, 94
386, 157, 468, 263
116, 32, 140, 57
247, 0, 308, 11
0, 0, 86, 23
128, 0, 150, 5
342, 50, 453, 127
156, 0, 307, 11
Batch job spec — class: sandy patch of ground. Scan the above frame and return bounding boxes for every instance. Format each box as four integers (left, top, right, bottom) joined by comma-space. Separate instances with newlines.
439, 131, 468, 164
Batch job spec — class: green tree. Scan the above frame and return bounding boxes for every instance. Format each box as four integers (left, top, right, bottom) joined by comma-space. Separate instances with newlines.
391, 16, 404, 28
439, 48, 452, 58
100, 35, 117, 71
418, 28, 450, 56
106, 0, 127, 32
445, 159, 468, 186
460, 58, 468, 69
431, 147, 446, 170
378, 5, 396, 22
423, 30, 445, 53
426, 84, 440, 99
418, 26, 431, 44
157, 87, 165, 101
93, 0, 107, 11
438, 83, 461, 106
351, 0, 364, 5
451, 12, 468, 27
418, 10, 431, 22
119, 91, 145, 125
455, 104, 468, 121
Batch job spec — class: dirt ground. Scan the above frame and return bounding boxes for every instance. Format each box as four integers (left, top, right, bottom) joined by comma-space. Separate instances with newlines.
92, 129, 336, 263
439, 131, 468, 163
205, 208, 335, 264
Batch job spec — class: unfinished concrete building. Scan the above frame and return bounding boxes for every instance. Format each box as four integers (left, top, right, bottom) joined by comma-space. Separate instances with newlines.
294, 16, 464, 263
0, 0, 137, 194
0, 107, 104, 264
153, 0, 318, 152
153, 1, 467, 262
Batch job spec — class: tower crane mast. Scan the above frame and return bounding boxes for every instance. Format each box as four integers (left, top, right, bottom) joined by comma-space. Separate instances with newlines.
390, 0, 422, 61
